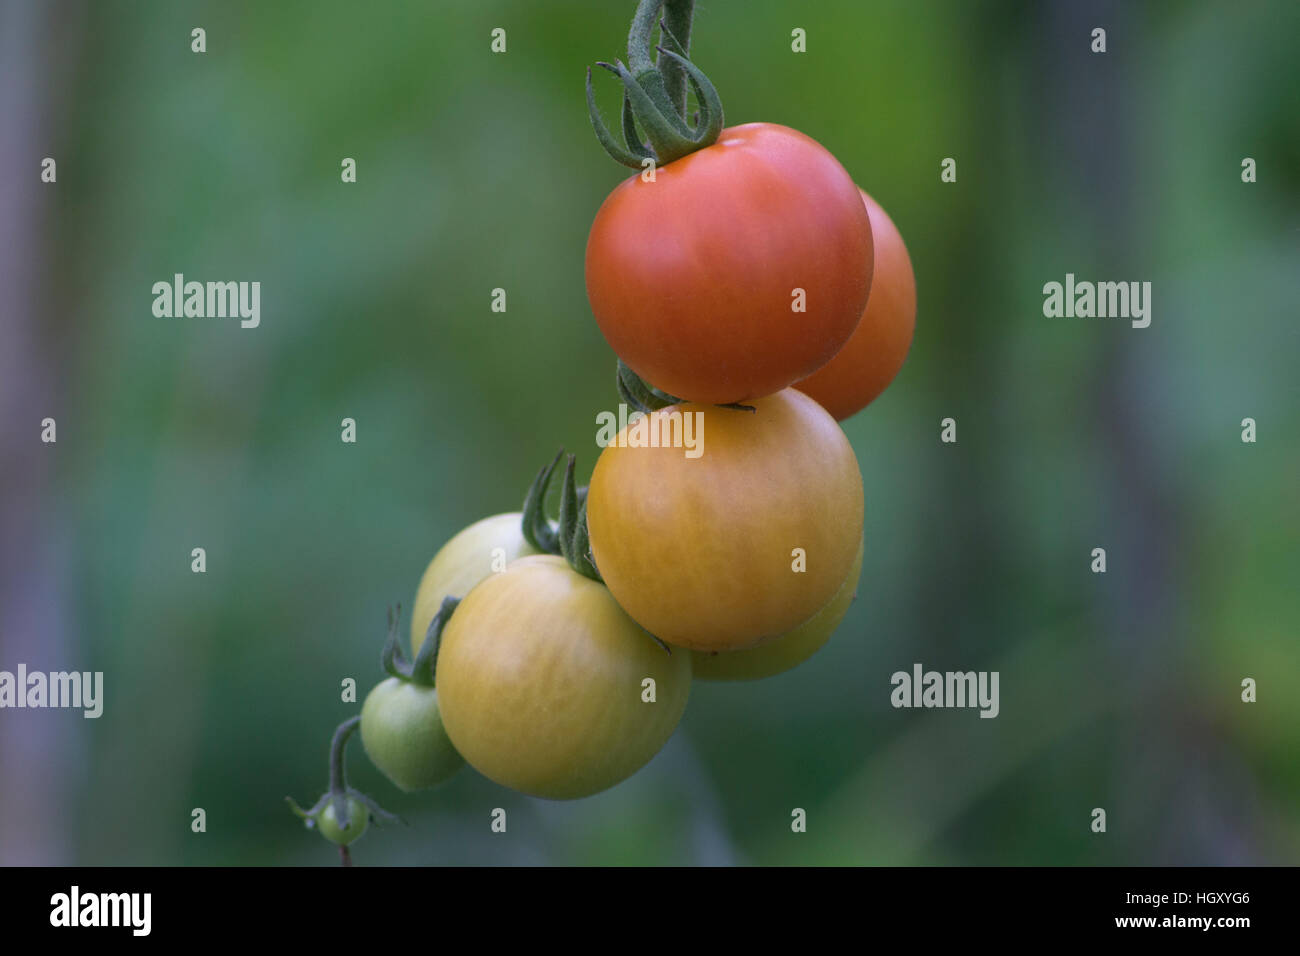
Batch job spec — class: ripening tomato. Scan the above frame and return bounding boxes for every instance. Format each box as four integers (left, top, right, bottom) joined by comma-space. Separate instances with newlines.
587, 388, 864, 652
410, 512, 540, 655
435, 555, 691, 800
692, 539, 863, 681
360, 678, 464, 792
585, 123, 873, 404
796, 189, 915, 420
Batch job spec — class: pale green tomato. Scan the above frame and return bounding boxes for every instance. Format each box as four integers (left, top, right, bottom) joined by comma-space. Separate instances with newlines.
436, 555, 691, 800
360, 678, 464, 792
316, 797, 368, 846
692, 540, 863, 681
410, 512, 540, 655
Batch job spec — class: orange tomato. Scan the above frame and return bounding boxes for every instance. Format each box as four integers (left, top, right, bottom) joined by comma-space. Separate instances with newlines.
796, 189, 915, 420
587, 388, 864, 652
692, 539, 863, 681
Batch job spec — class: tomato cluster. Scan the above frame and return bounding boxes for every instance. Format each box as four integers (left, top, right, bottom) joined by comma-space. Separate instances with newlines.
580, 118, 915, 663
368, 134, 909, 801
293, 5, 917, 853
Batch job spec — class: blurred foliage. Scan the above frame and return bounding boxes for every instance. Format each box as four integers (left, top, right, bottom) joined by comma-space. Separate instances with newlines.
3, 0, 1296, 865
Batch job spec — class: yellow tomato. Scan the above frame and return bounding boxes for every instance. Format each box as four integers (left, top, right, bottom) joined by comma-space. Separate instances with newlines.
435, 555, 691, 800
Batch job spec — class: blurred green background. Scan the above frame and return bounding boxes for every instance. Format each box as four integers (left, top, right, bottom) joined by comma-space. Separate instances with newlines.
1, 0, 1296, 865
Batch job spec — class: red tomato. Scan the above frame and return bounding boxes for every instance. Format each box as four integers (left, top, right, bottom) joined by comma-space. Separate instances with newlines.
796, 189, 915, 420
585, 123, 873, 405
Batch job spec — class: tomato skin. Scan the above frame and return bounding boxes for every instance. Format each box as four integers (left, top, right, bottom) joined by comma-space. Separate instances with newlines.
692, 540, 863, 681
316, 797, 368, 846
587, 388, 864, 652
360, 678, 464, 792
410, 512, 540, 655
585, 123, 873, 404
435, 555, 691, 800
796, 189, 915, 420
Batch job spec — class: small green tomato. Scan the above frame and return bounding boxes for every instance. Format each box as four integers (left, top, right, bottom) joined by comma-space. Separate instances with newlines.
315, 797, 368, 846
360, 677, 464, 792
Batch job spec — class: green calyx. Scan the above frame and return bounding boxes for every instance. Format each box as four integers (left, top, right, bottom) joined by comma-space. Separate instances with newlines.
521, 449, 601, 582
286, 714, 402, 862
617, 358, 682, 415
381, 601, 457, 687
521, 438, 672, 656
587, 0, 724, 169
616, 359, 757, 415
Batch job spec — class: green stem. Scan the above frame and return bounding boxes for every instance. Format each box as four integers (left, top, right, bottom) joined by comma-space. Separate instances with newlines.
380, 605, 411, 680
586, 0, 720, 168
328, 716, 360, 795
627, 0, 664, 76
622, 0, 692, 139
410, 596, 458, 686
327, 715, 360, 832
662, 0, 695, 118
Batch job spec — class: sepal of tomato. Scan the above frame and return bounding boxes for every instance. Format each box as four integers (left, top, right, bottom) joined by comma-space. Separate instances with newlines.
435, 555, 691, 800
585, 123, 873, 404
587, 388, 864, 652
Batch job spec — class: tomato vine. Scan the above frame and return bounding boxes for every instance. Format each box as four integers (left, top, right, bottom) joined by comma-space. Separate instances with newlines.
382, 598, 458, 688
286, 715, 401, 865
586, 0, 723, 168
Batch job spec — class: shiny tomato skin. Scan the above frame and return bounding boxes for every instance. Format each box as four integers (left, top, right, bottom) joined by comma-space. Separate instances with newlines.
410, 512, 541, 656
692, 539, 863, 681
587, 388, 864, 652
434, 555, 691, 800
796, 189, 916, 420
585, 123, 873, 404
